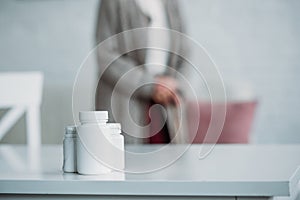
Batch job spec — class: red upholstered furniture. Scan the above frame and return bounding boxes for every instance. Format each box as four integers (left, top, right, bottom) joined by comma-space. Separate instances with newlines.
187, 101, 257, 144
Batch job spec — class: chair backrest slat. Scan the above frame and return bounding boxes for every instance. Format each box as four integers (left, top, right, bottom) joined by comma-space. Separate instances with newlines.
0, 72, 43, 107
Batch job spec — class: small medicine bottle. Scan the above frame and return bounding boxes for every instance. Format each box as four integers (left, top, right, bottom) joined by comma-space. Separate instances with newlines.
107, 123, 125, 170
62, 126, 77, 173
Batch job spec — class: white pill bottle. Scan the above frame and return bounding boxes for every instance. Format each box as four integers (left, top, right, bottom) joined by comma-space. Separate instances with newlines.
77, 111, 112, 175
107, 123, 125, 170
62, 126, 77, 173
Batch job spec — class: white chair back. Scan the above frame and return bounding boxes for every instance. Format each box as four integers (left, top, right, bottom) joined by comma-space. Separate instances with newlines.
0, 72, 43, 148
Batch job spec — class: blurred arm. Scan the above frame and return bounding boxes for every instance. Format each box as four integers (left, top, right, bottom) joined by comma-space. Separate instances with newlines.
95, 0, 155, 100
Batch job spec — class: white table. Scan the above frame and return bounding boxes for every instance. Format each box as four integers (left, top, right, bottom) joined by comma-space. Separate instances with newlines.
0, 144, 299, 200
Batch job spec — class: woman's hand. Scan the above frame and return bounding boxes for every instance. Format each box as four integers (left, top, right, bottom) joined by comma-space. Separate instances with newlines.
152, 76, 180, 106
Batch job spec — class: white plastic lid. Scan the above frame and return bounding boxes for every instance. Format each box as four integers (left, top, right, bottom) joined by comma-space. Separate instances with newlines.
108, 123, 121, 129
108, 123, 121, 134
79, 111, 108, 123
65, 125, 77, 135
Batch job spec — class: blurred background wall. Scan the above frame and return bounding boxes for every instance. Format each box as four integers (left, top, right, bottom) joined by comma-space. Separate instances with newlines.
0, 0, 299, 144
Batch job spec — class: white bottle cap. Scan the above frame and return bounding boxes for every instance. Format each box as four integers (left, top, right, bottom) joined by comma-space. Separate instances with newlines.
108, 123, 121, 129
65, 125, 77, 135
79, 111, 108, 123
108, 123, 121, 134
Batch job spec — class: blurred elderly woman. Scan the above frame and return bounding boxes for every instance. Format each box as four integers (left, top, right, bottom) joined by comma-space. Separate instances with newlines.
95, 0, 189, 144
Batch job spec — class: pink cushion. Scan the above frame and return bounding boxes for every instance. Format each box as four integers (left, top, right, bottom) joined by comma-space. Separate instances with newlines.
187, 101, 257, 144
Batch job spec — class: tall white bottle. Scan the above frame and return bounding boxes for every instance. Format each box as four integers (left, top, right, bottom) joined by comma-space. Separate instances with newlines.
107, 123, 125, 170
77, 111, 112, 175
62, 126, 77, 173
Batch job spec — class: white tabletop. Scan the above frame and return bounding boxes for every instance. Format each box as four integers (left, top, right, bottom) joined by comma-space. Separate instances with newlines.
0, 144, 299, 198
